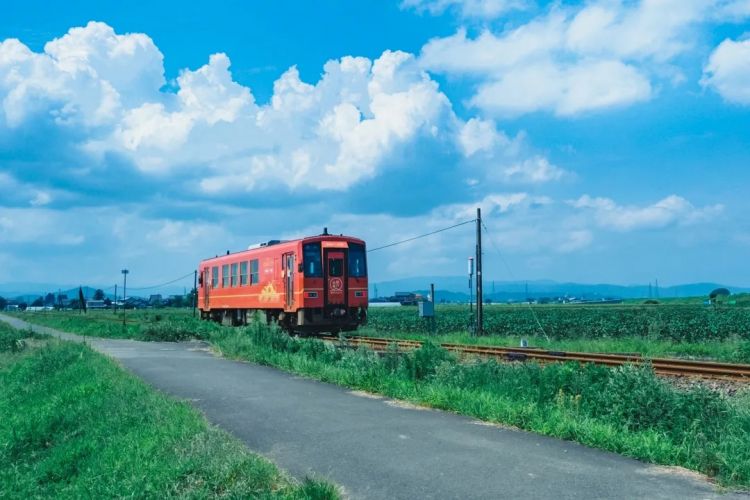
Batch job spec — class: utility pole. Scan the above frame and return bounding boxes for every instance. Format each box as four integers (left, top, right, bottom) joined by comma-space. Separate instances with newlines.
468, 257, 474, 312
114, 284, 117, 313
476, 207, 483, 336
121, 269, 129, 322
655, 278, 660, 299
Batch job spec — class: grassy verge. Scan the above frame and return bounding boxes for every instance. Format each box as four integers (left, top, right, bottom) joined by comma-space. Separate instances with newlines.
0, 321, 336, 499
209, 321, 750, 488
7, 310, 221, 341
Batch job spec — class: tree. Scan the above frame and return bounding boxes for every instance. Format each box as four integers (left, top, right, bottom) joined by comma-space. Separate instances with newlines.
44, 293, 55, 306
94, 289, 105, 300
0, 296, 6, 310
31, 297, 44, 307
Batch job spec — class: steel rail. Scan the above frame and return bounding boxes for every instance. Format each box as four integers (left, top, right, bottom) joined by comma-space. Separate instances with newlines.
321, 334, 750, 382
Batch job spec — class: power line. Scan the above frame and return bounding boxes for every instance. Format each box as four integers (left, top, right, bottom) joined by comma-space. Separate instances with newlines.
368, 219, 476, 253
481, 221, 551, 342
127, 271, 195, 291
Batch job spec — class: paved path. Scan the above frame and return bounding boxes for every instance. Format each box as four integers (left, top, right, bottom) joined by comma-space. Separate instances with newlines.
2, 314, 746, 499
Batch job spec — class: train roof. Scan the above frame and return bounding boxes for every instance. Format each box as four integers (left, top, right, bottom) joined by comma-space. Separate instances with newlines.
200, 233, 365, 264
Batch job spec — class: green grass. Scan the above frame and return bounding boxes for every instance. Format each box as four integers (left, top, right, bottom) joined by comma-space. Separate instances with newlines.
8, 309, 221, 341
206, 321, 750, 488
8, 309, 750, 487
0, 322, 337, 499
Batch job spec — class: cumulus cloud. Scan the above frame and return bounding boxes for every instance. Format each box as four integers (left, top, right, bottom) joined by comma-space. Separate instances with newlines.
568, 194, 723, 231
419, 0, 741, 116
457, 118, 566, 183
701, 37, 750, 104
0, 21, 564, 199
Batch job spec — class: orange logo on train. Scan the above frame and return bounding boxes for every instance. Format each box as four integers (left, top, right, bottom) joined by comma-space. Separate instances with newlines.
329, 277, 343, 293
259, 283, 281, 302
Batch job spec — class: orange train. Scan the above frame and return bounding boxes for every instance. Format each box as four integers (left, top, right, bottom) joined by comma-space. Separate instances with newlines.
197, 230, 368, 333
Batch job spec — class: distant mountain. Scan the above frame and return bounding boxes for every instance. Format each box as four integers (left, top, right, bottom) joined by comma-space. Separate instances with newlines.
370, 276, 750, 302
0, 284, 116, 302
0, 282, 191, 301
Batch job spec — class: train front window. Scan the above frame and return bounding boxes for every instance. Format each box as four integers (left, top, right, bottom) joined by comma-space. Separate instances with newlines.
303, 243, 322, 277
348, 243, 367, 277
329, 258, 343, 277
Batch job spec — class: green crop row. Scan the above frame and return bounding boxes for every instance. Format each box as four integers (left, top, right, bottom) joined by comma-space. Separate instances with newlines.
367, 304, 750, 342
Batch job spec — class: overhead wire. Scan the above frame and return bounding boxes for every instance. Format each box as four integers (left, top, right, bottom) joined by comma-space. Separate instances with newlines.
127, 271, 195, 291
368, 219, 476, 253
481, 220, 551, 342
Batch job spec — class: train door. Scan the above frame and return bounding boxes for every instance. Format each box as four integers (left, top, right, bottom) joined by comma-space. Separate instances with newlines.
202, 268, 210, 309
283, 252, 295, 308
324, 249, 348, 307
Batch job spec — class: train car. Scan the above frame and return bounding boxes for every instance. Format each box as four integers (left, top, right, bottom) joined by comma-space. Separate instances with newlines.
197, 230, 367, 333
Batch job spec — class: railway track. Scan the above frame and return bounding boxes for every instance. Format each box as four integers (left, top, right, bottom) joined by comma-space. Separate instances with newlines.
320, 334, 750, 382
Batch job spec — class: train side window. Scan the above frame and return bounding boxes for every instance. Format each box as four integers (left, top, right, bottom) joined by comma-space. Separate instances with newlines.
240, 261, 248, 286
303, 243, 322, 277
249, 259, 259, 284
348, 243, 367, 277
230, 263, 238, 287
211, 267, 219, 288
222, 264, 229, 287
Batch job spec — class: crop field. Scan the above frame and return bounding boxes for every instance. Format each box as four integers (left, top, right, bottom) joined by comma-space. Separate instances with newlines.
363, 304, 750, 363
367, 304, 750, 341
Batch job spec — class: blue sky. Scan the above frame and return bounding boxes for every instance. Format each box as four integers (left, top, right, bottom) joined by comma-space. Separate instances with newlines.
1, 0, 749, 291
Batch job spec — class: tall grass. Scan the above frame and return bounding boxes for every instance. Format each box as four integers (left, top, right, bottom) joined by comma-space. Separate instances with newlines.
211, 320, 750, 487
0, 325, 337, 499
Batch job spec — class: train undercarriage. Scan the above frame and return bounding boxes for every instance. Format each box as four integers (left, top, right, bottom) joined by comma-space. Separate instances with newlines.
201, 306, 367, 334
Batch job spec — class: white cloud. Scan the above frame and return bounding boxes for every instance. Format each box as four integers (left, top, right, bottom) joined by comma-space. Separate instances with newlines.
401, 0, 528, 18
458, 117, 513, 156
419, 1, 735, 116
0, 24, 466, 192
146, 220, 227, 251
501, 156, 566, 183
569, 194, 723, 231
0, 207, 85, 245
0, 22, 162, 128
0, 22, 563, 195
470, 59, 651, 116
701, 37, 750, 104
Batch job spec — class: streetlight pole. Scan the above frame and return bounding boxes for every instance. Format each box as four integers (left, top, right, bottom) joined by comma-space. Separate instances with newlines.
121, 269, 129, 311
